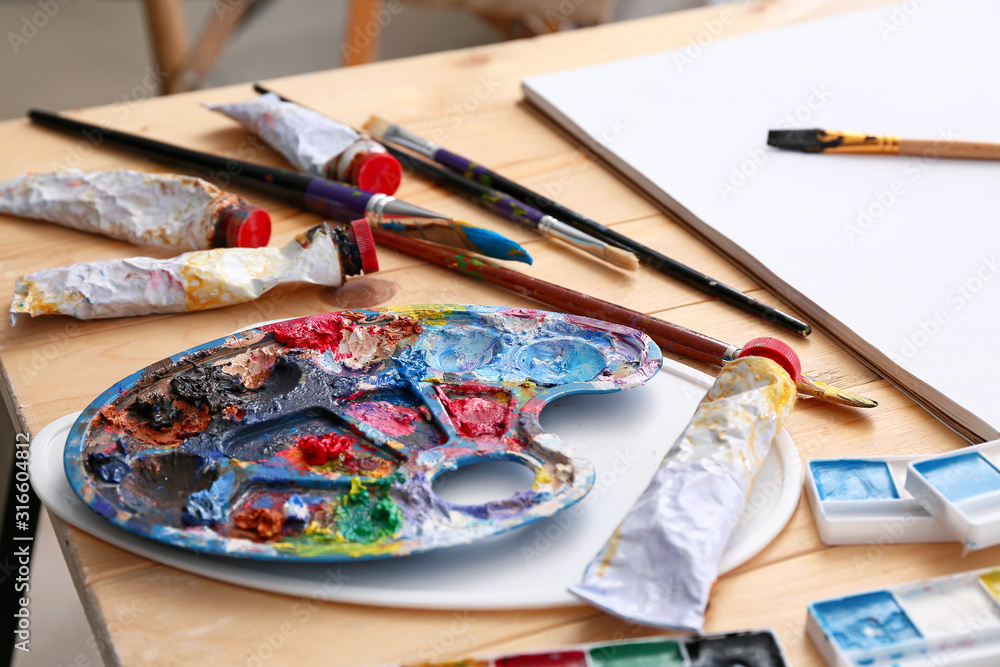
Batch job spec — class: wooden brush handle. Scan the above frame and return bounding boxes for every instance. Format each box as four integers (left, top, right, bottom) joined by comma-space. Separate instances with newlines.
900, 138, 1000, 160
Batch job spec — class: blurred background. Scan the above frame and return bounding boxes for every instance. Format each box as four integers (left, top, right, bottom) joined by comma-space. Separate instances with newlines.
0, 0, 712, 121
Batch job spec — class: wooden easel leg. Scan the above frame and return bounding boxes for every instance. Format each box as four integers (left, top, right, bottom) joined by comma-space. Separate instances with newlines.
142, 0, 188, 94
343, 0, 384, 66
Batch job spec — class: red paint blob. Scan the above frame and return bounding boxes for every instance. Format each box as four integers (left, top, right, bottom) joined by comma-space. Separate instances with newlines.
496, 651, 587, 667
264, 313, 357, 353
345, 401, 420, 437
296, 432, 358, 467
438, 390, 508, 439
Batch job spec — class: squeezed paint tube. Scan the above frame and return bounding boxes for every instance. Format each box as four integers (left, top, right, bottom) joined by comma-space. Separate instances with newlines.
206, 93, 402, 194
9, 222, 378, 324
0, 169, 271, 250
570, 337, 800, 632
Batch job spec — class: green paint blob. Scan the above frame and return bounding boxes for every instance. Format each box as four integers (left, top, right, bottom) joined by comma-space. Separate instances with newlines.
588, 640, 685, 667
334, 477, 404, 544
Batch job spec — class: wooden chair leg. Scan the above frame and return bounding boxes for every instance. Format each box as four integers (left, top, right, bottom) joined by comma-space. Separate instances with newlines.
342, 0, 384, 66
142, 0, 188, 94
166, 0, 257, 94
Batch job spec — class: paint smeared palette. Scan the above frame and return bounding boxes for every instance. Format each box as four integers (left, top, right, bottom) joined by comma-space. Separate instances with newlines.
808, 567, 1000, 667
398, 630, 789, 666
64, 306, 661, 561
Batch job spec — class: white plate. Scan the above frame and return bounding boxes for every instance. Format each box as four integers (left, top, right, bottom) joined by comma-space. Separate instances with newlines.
30, 357, 801, 610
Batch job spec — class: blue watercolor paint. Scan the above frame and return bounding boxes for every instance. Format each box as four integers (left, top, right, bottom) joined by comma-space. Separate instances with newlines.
913, 453, 1000, 503
812, 591, 922, 651
811, 460, 898, 501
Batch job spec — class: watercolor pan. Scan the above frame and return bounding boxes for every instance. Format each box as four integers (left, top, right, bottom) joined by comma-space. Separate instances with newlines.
64, 306, 661, 561
805, 456, 953, 545
807, 566, 1000, 667
397, 630, 789, 666
904, 439, 1000, 550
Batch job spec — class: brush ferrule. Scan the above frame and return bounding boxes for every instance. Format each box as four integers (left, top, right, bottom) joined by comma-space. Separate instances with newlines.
723, 345, 741, 362
822, 131, 901, 154
385, 125, 440, 157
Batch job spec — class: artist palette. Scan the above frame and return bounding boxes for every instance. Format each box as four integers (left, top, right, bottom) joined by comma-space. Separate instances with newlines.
805, 456, 953, 545
397, 630, 789, 667
807, 567, 1000, 667
65, 306, 661, 561
905, 439, 1000, 550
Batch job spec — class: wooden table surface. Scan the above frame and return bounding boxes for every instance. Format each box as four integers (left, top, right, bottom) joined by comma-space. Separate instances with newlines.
4, 1, 997, 664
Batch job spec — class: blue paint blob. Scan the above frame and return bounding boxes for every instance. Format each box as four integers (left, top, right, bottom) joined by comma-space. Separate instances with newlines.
422, 326, 502, 372
914, 453, 1000, 502
182, 471, 235, 526
89, 454, 131, 484
811, 460, 898, 501
813, 591, 922, 652
282, 494, 311, 526
515, 338, 605, 385
458, 225, 533, 265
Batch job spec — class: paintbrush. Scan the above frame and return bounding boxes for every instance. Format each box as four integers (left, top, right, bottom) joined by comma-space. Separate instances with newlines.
362, 113, 812, 337
767, 129, 1000, 159
383, 146, 637, 270
370, 215, 531, 264
369, 225, 877, 409
25, 110, 532, 264
249, 85, 635, 271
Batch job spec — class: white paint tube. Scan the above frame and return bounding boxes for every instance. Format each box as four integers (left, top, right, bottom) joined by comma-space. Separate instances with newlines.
0, 169, 270, 250
570, 338, 800, 632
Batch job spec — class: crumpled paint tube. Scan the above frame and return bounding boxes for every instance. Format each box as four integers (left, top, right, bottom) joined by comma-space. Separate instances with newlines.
9, 221, 378, 325
570, 337, 800, 632
206, 93, 402, 194
0, 169, 271, 250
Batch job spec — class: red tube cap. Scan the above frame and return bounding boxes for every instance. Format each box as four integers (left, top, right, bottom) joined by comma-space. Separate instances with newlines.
349, 219, 379, 274
221, 205, 272, 248
353, 152, 403, 195
736, 337, 801, 382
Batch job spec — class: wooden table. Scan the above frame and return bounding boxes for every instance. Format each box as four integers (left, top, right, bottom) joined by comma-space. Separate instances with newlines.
4, 1, 997, 664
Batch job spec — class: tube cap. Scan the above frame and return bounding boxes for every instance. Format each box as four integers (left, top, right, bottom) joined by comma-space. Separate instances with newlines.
737, 337, 801, 382
352, 152, 403, 195
221, 204, 272, 248
349, 219, 379, 274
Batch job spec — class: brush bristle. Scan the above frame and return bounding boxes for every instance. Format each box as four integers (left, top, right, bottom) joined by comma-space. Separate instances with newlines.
767, 129, 832, 153
363, 115, 393, 138
604, 245, 640, 271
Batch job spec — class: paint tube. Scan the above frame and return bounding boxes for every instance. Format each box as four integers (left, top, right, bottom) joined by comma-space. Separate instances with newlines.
9, 222, 378, 324
206, 93, 402, 195
570, 338, 800, 632
0, 169, 271, 250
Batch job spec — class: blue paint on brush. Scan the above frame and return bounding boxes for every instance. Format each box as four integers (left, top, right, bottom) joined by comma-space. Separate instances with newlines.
455, 222, 533, 264
811, 460, 898, 501
914, 453, 1000, 502
812, 591, 921, 651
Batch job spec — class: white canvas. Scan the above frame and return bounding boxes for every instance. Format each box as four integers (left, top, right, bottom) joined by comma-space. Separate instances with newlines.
523, 0, 1000, 440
